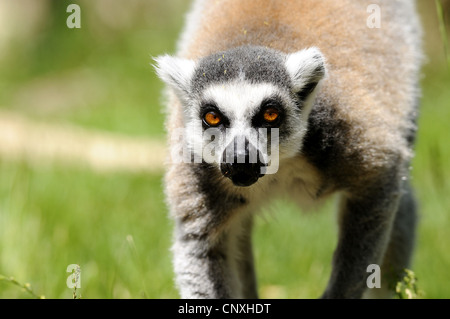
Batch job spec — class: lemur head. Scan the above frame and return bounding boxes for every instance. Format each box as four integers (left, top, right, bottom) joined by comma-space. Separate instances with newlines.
155, 46, 326, 187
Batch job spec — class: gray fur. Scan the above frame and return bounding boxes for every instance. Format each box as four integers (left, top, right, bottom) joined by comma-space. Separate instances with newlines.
364, 179, 418, 298
191, 46, 291, 94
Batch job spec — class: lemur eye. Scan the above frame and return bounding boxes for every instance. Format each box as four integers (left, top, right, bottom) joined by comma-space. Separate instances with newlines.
204, 111, 222, 126
263, 108, 280, 123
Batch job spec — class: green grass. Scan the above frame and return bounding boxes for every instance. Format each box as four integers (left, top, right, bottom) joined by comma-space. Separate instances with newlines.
0, 161, 176, 298
435, 0, 450, 68
0, 160, 336, 299
0, 0, 190, 138
408, 69, 450, 299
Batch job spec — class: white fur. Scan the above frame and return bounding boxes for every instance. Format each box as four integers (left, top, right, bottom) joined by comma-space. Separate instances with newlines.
285, 47, 326, 93
202, 81, 280, 122
176, 0, 208, 57
153, 55, 196, 102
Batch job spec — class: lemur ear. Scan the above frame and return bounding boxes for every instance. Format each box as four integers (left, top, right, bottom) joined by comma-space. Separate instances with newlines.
285, 47, 327, 99
153, 55, 197, 101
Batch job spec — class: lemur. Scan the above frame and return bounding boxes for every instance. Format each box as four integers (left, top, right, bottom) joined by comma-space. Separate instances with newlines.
155, 0, 423, 299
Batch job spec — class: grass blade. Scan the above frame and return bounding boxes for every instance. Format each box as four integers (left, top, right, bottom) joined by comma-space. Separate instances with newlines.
435, 0, 450, 69
0, 274, 45, 299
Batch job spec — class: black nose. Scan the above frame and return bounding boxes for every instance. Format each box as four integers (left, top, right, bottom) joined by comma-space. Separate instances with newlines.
220, 137, 265, 187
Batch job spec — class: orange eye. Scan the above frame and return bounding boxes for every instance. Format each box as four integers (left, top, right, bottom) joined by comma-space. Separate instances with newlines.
204, 111, 222, 126
263, 108, 279, 123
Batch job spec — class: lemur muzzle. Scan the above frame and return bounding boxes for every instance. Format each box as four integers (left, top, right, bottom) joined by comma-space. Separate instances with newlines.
220, 137, 265, 187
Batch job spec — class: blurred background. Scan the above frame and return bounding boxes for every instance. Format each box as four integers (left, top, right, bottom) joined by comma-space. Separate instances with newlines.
0, 0, 449, 298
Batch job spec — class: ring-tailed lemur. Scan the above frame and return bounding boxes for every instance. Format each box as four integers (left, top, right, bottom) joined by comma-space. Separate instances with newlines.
155, 0, 423, 299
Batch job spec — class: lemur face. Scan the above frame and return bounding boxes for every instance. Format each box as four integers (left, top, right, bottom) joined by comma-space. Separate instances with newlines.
155, 46, 326, 187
